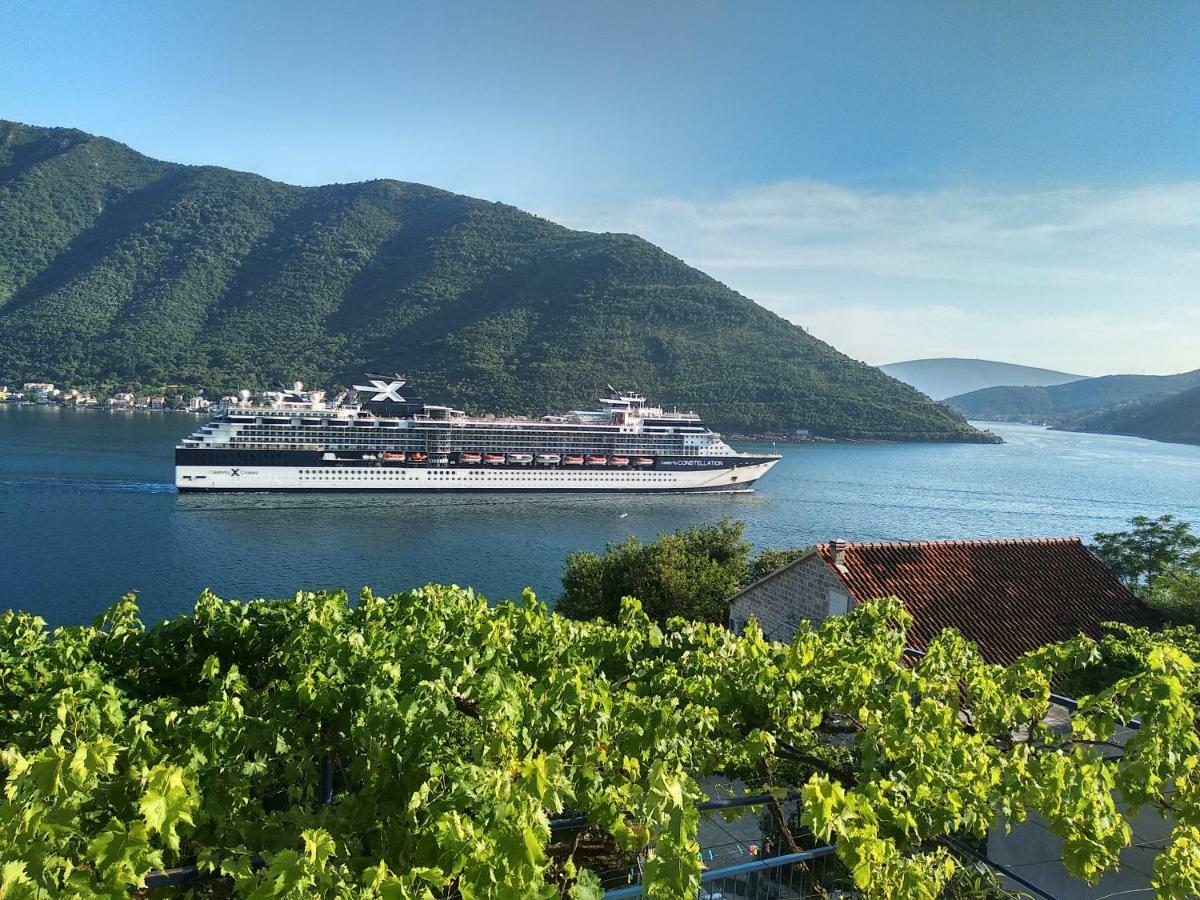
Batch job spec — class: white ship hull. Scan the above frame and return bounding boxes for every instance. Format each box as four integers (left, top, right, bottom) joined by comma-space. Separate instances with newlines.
175, 459, 778, 493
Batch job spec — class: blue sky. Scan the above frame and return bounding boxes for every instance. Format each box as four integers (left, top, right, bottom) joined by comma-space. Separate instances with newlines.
3, 1, 1198, 374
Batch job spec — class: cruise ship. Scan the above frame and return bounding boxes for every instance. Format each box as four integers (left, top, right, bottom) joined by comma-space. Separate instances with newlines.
175, 376, 781, 493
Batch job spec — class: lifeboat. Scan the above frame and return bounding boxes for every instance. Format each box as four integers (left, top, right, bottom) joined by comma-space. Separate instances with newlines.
634, 457, 654, 467
563, 455, 585, 466
410, 452, 428, 463
382, 451, 406, 461
536, 453, 561, 464
587, 455, 608, 466
484, 453, 506, 465
609, 456, 630, 466
508, 453, 534, 464
459, 452, 482, 464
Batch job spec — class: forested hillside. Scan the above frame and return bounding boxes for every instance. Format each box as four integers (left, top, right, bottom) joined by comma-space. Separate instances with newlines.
944, 369, 1200, 426
1071, 384, 1200, 446
0, 120, 989, 440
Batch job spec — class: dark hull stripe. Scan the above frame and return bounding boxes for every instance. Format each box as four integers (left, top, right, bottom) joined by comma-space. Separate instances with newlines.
177, 482, 760, 495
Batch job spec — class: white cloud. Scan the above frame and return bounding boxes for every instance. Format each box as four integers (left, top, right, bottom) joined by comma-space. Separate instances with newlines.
545, 181, 1200, 375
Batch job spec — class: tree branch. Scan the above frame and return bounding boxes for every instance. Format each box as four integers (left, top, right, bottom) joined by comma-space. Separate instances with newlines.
774, 743, 856, 786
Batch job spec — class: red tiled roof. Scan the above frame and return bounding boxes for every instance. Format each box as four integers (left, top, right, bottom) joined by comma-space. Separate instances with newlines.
816, 537, 1159, 666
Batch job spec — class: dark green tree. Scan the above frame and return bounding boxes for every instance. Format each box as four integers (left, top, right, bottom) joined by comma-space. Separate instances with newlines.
745, 546, 811, 584
1145, 569, 1200, 626
1091, 514, 1200, 591
555, 519, 750, 624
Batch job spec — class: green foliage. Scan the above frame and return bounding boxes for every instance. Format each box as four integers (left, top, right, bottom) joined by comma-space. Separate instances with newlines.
0, 585, 1198, 897
0, 119, 990, 441
941, 862, 1032, 899
1146, 569, 1200, 626
554, 519, 750, 623
745, 546, 811, 585
1091, 514, 1200, 591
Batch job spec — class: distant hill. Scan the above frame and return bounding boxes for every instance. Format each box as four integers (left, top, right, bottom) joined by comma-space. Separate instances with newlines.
879, 358, 1082, 400
1070, 384, 1200, 445
0, 120, 990, 441
944, 369, 1200, 425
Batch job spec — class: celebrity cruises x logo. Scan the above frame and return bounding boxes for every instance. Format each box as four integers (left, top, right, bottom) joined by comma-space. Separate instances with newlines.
353, 377, 407, 403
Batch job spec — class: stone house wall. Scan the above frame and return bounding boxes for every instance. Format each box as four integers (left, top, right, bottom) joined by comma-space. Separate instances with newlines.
728, 553, 849, 642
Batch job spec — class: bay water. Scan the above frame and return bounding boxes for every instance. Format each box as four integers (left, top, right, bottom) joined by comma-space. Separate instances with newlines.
2, 404, 1197, 625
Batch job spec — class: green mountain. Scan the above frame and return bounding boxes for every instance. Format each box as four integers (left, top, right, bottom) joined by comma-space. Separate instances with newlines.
944, 370, 1200, 425
0, 120, 991, 441
880, 357, 1082, 401
1070, 384, 1200, 445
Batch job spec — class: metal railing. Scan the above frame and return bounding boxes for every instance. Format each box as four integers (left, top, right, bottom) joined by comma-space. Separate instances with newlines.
604, 846, 840, 899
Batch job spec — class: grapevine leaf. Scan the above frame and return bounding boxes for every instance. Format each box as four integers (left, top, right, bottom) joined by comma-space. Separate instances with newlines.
138, 764, 196, 851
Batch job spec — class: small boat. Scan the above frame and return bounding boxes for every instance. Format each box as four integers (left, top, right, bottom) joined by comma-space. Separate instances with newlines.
508, 453, 534, 464
536, 453, 561, 464
410, 452, 428, 463
484, 453, 506, 465
634, 457, 654, 467
609, 456, 629, 466
563, 455, 584, 465
587, 455, 608, 466
459, 452, 482, 464
382, 451, 406, 461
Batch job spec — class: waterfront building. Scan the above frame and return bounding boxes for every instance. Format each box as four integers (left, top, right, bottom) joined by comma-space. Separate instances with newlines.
727, 537, 1158, 664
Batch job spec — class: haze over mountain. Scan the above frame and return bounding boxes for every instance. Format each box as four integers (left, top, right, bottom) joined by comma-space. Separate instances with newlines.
0, 120, 991, 441
880, 358, 1083, 401
944, 369, 1200, 427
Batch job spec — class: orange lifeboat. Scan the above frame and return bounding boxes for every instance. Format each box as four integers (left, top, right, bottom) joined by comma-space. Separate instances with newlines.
382, 451, 406, 461
609, 456, 629, 466
587, 455, 608, 466
460, 453, 482, 464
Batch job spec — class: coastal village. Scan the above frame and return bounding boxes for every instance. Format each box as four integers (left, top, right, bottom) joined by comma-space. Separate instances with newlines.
1, 381, 215, 412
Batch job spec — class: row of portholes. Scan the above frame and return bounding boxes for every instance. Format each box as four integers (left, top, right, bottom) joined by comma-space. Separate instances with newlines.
293, 470, 679, 480
300, 472, 408, 480
298, 474, 408, 480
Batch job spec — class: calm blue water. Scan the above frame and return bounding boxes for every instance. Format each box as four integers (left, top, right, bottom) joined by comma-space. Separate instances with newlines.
2, 404, 1198, 625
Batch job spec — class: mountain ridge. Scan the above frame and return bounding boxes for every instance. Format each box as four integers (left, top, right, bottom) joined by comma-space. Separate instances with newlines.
880, 357, 1083, 401
0, 119, 991, 441
944, 369, 1200, 429
1067, 384, 1200, 446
